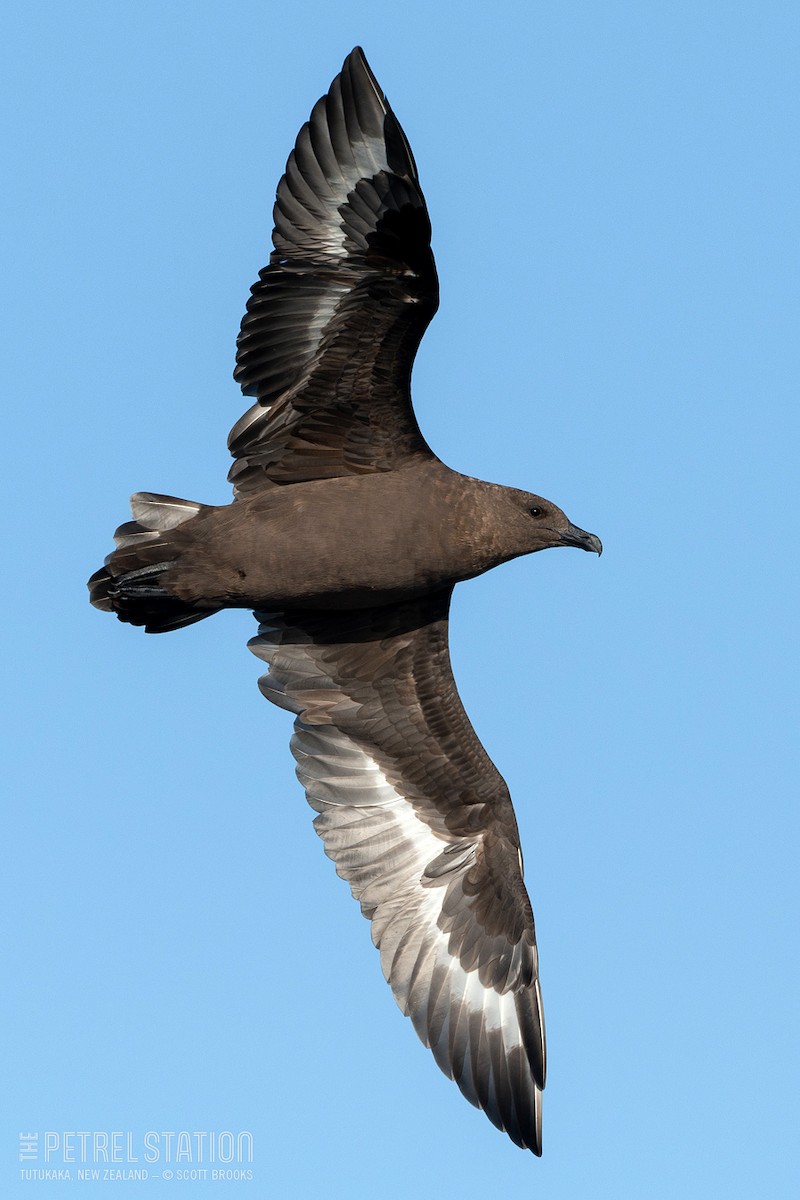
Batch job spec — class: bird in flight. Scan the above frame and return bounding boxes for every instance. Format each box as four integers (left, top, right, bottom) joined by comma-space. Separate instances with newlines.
89, 47, 601, 1155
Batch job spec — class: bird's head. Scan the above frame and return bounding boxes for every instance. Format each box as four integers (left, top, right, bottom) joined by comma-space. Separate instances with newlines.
500, 488, 603, 560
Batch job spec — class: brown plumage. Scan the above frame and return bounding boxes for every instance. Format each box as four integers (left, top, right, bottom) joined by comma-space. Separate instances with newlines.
88, 48, 601, 1154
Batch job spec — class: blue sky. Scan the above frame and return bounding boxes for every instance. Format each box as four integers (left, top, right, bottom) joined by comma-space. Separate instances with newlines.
3, 2, 798, 1196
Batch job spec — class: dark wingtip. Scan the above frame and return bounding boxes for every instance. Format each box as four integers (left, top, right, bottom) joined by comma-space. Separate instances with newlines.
345, 46, 370, 76
344, 46, 380, 96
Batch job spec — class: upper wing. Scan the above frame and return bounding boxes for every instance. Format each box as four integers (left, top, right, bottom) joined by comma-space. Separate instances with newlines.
229, 48, 439, 496
249, 590, 546, 1153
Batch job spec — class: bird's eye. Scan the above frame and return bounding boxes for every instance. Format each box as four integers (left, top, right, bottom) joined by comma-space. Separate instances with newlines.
530, 506, 544, 518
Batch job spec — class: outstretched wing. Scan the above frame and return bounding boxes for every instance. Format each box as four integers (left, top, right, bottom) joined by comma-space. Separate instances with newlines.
229, 47, 439, 496
249, 590, 546, 1153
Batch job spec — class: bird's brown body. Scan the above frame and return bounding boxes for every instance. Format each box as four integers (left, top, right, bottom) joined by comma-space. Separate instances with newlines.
154, 464, 589, 613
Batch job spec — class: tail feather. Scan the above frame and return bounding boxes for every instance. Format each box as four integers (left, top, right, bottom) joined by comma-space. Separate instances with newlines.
89, 492, 220, 634
129, 493, 206, 531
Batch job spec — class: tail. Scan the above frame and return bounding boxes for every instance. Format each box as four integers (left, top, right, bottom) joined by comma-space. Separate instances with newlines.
88, 492, 221, 634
